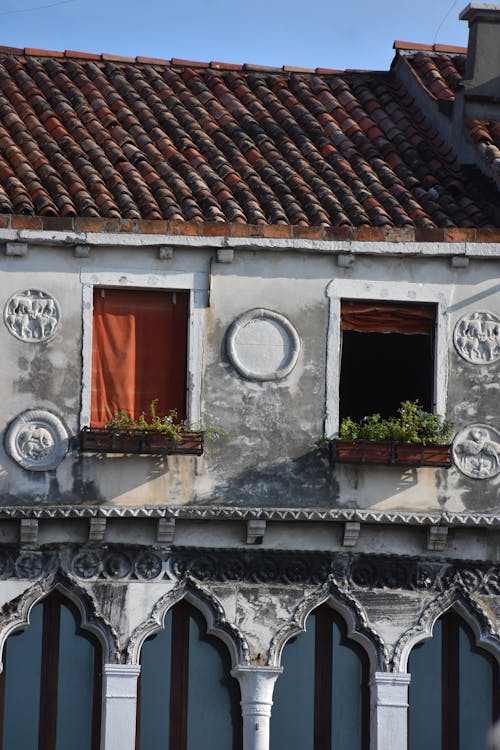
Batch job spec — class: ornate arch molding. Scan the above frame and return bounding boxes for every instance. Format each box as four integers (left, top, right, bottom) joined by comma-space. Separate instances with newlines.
127, 575, 249, 667
393, 584, 500, 672
268, 576, 388, 672
0, 572, 119, 664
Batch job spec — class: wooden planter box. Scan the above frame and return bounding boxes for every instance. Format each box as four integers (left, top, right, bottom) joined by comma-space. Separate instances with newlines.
329, 440, 451, 467
80, 428, 204, 456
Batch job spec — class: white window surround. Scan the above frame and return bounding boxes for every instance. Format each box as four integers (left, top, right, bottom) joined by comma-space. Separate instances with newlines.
80, 269, 208, 429
325, 279, 452, 437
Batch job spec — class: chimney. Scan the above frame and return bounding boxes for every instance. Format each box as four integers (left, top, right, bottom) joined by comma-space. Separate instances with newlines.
460, 3, 500, 102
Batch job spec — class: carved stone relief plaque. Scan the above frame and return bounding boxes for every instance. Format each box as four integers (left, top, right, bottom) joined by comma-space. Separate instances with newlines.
453, 312, 500, 364
4, 289, 60, 342
5, 410, 68, 471
226, 308, 300, 381
453, 424, 500, 479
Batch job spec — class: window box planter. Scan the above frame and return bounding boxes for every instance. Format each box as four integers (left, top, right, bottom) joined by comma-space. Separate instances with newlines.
80, 428, 204, 456
329, 439, 451, 467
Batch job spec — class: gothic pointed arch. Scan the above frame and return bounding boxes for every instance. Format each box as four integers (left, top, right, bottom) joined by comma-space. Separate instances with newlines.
393, 583, 500, 672
269, 576, 388, 672
127, 575, 249, 666
0, 572, 118, 664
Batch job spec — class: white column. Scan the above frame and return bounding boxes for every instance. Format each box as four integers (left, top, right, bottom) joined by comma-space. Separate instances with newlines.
370, 672, 411, 750
101, 663, 141, 750
232, 665, 282, 750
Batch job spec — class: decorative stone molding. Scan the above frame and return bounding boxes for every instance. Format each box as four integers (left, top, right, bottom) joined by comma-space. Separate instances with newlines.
4, 409, 68, 471
4, 289, 60, 342
343, 521, 360, 547
452, 423, 500, 479
126, 577, 249, 666
0, 505, 498, 528
20, 519, 39, 547
392, 586, 500, 672
246, 519, 267, 544
268, 577, 388, 671
156, 517, 175, 544
426, 525, 448, 551
0, 575, 118, 663
454, 311, 500, 363
88, 517, 106, 543
226, 308, 300, 381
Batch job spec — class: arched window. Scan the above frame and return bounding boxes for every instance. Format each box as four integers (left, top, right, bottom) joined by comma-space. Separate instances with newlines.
409, 610, 500, 750
0, 592, 102, 750
271, 604, 369, 750
137, 600, 242, 750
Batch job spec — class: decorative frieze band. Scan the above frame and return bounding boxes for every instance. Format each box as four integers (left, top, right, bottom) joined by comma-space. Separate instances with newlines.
2, 547, 500, 595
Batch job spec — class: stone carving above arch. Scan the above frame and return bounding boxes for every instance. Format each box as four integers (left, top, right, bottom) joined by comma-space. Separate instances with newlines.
454, 311, 500, 364
268, 576, 388, 672
226, 308, 301, 381
0, 573, 119, 664
127, 576, 249, 667
5, 409, 68, 471
4, 289, 60, 342
392, 585, 500, 672
453, 424, 500, 479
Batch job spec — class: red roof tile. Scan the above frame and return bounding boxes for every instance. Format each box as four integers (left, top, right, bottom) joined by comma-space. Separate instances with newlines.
0, 46, 497, 228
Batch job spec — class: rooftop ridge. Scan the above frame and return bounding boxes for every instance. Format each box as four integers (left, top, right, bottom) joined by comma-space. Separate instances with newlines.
0, 44, 390, 75
394, 40, 467, 55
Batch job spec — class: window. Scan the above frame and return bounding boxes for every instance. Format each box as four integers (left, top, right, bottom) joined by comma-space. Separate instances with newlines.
137, 600, 242, 750
0, 593, 102, 750
409, 611, 500, 750
271, 605, 369, 750
325, 279, 450, 436
339, 299, 436, 421
91, 288, 188, 426
81, 271, 208, 429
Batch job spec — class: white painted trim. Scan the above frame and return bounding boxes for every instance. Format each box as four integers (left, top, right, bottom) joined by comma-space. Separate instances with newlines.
3, 227, 500, 258
325, 279, 452, 436
101, 664, 140, 750
80, 269, 208, 428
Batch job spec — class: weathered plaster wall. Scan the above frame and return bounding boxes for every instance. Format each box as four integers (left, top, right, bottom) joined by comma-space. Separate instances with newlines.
1, 239, 500, 512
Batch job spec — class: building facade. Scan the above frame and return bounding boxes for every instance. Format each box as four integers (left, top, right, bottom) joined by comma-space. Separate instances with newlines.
1, 4, 500, 749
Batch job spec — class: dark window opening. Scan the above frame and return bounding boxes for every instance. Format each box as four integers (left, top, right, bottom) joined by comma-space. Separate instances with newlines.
339, 300, 436, 422
0, 593, 102, 750
137, 600, 242, 750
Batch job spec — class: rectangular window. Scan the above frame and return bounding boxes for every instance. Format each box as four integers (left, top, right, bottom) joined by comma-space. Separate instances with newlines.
325, 279, 450, 436
91, 288, 189, 427
339, 299, 436, 422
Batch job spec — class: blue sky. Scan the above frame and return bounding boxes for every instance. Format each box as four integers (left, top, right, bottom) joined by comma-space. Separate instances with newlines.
1, 0, 469, 71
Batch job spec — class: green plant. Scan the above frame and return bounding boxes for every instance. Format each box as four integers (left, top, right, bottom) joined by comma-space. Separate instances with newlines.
104, 399, 192, 441
338, 401, 453, 445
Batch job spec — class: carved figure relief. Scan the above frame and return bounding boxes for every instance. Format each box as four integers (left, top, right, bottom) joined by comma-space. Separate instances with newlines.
226, 308, 301, 381
453, 424, 500, 479
5, 410, 68, 471
4, 289, 60, 342
453, 312, 500, 364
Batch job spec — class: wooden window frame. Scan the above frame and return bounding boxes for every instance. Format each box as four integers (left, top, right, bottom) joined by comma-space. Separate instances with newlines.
325, 279, 451, 437
314, 605, 369, 750
80, 270, 209, 430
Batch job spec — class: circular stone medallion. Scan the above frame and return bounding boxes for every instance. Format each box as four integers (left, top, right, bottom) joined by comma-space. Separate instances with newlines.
226, 308, 300, 381
452, 424, 500, 479
4, 289, 60, 342
453, 311, 500, 364
5, 410, 68, 471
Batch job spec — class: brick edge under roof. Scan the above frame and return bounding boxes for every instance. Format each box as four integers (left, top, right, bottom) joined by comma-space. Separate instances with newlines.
2, 214, 500, 242
0, 45, 388, 75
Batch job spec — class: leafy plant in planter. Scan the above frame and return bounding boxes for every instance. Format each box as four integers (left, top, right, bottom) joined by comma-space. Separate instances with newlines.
80, 400, 204, 455
331, 401, 453, 467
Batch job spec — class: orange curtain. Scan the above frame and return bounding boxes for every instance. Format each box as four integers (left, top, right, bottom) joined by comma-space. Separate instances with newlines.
91, 288, 188, 426
341, 300, 435, 335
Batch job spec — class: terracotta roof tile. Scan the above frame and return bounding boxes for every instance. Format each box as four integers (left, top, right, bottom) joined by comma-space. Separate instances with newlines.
0, 47, 497, 228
